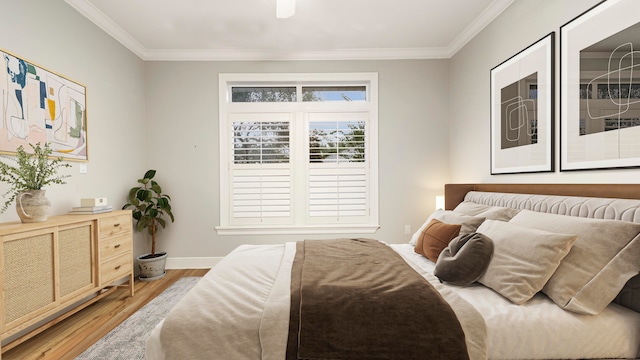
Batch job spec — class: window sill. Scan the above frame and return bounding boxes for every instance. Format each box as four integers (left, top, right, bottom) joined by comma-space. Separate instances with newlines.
215, 224, 380, 236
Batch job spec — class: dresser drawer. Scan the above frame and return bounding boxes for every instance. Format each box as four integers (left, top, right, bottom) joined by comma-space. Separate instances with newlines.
100, 234, 132, 261
98, 213, 132, 239
101, 251, 132, 285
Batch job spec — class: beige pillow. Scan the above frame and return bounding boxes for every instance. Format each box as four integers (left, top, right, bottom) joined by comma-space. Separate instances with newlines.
509, 210, 640, 314
453, 201, 520, 222
409, 209, 485, 245
476, 220, 577, 305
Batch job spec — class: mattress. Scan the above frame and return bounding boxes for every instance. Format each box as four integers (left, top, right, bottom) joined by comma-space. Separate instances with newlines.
146, 242, 640, 360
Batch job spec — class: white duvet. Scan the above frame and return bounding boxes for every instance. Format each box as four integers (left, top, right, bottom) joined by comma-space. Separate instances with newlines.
146, 242, 640, 360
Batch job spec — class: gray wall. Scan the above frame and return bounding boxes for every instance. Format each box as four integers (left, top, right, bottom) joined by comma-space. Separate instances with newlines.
0, 0, 149, 257
0, 1, 451, 263
448, 0, 637, 184
4, 0, 631, 265
146, 60, 451, 260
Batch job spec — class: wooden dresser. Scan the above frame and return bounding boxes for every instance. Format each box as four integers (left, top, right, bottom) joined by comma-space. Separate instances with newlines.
0, 210, 134, 357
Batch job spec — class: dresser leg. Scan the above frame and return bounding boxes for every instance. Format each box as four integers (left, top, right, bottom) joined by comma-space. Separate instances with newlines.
129, 272, 135, 296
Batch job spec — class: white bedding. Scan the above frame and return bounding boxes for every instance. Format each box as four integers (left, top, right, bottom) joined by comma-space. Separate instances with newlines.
147, 242, 640, 360
397, 244, 640, 360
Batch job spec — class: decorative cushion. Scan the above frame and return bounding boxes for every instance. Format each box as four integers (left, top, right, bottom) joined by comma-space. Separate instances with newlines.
410, 209, 485, 245
509, 210, 640, 314
453, 201, 520, 222
434, 232, 494, 286
476, 220, 577, 305
414, 219, 461, 262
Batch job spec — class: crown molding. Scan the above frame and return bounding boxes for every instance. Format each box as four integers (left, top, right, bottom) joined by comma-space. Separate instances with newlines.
446, 0, 516, 57
65, 0, 514, 61
65, 0, 147, 59
140, 47, 452, 61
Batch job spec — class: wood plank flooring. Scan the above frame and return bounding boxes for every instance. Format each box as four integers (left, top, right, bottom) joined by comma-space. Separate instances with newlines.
2, 269, 209, 360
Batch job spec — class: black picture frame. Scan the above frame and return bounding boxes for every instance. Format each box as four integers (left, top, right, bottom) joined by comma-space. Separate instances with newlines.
490, 32, 555, 174
560, 0, 640, 171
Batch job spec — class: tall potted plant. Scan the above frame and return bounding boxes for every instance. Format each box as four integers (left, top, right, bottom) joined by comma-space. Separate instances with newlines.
0, 142, 71, 222
123, 169, 174, 281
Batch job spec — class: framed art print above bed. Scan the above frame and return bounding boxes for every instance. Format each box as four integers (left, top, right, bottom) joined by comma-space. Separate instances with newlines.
490, 32, 554, 175
560, 0, 640, 171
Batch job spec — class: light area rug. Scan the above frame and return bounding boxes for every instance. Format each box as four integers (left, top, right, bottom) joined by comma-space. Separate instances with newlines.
76, 276, 201, 360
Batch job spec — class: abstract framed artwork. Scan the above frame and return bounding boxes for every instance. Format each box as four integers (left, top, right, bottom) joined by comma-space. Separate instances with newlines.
560, 0, 640, 171
490, 32, 555, 174
1, 49, 87, 161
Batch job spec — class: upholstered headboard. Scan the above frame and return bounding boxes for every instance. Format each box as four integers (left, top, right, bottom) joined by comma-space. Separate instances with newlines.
444, 183, 640, 210
443, 184, 640, 314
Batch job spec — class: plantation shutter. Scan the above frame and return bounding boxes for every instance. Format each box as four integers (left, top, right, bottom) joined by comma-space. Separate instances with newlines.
218, 72, 379, 234
229, 117, 293, 225
308, 168, 367, 218
307, 114, 370, 224
232, 169, 291, 219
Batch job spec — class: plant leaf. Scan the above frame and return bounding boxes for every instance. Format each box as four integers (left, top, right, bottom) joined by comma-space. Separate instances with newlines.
144, 169, 156, 179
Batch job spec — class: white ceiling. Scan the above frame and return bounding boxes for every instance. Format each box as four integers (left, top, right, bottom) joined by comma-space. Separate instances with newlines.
64, 0, 515, 61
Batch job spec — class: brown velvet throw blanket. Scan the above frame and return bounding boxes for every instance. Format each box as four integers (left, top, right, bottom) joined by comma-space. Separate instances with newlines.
286, 238, 470, 360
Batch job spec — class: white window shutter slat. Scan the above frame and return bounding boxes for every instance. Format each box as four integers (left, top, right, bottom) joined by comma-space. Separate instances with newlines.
308, 167, 368, 218
232, 169, 292, 221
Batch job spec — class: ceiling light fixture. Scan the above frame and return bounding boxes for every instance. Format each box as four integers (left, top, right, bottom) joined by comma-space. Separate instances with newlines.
276, 0, 296, 19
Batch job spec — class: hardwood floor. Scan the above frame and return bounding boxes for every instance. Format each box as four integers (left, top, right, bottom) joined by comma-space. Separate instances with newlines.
2, 269, 209, 360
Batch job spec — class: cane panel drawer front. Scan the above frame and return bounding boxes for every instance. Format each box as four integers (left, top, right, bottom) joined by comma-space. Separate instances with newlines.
2, 229, 56, 330
0, 210, 133, 356
59, 222, 94, 299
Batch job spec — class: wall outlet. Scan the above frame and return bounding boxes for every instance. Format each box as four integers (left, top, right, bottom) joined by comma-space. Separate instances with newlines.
404, 225, 411, 234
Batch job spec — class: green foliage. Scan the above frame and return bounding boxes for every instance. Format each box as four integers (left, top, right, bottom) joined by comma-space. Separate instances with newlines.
0, 143, 71, 213
122, 169, 174, 255
309, 121, 366, 162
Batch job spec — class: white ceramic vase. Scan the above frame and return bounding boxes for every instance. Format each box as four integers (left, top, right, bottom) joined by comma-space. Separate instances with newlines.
16, 190, 51, 223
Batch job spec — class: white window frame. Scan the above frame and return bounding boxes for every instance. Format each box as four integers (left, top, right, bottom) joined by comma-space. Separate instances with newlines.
216, 73, 379, 235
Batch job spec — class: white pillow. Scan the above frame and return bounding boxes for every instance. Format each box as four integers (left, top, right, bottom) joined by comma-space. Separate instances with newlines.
509, 210, 640, 314
409, 209, 485, 245
453, 201, 520, 222
476, 220, 577, 305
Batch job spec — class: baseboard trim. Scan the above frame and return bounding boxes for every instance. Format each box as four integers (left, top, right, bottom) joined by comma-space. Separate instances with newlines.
165, 257, 221, 269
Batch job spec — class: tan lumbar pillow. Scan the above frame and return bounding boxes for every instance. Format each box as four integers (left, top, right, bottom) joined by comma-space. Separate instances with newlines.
414, 219, 461, 262
410, 209, 485, 245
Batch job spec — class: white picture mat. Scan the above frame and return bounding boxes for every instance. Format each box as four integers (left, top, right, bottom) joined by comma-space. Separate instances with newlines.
491, 33, 554, 174
560, 0, 640, 170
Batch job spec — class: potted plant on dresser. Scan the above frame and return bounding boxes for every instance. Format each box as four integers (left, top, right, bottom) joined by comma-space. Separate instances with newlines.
0, 142, 71, 222
123, 169, 175, 281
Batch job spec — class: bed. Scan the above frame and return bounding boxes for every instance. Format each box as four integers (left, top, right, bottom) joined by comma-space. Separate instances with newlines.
146, 183, 640, 360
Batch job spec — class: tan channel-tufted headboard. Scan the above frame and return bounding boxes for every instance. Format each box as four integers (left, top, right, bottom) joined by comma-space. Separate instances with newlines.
443, 183, 640, 314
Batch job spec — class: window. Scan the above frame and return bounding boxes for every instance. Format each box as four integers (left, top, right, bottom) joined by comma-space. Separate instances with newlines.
302, 86, 366, 101
231, 87, 296, 102
217, 73, 379, 235
233, 121, 290, 164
